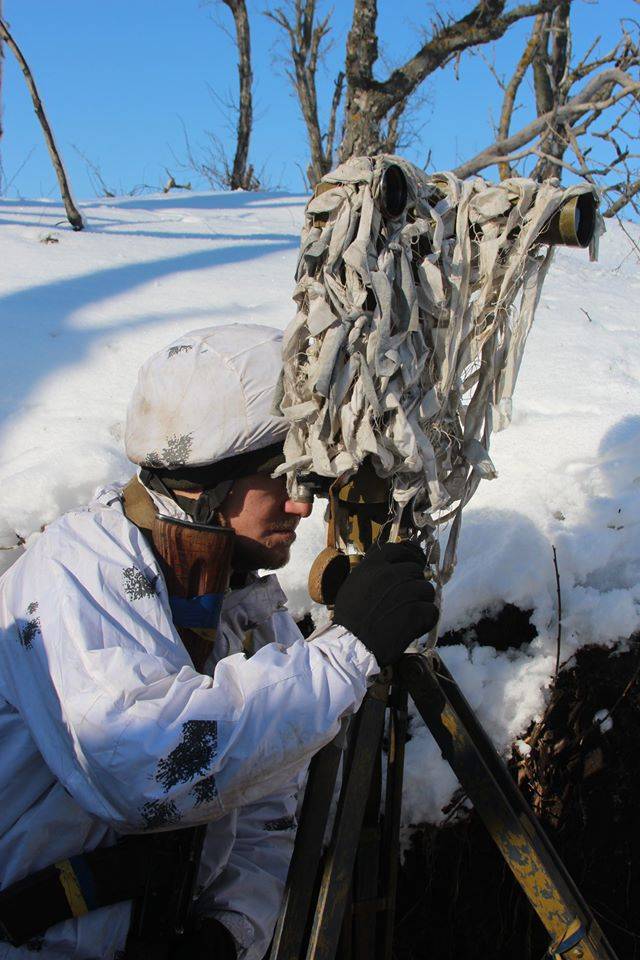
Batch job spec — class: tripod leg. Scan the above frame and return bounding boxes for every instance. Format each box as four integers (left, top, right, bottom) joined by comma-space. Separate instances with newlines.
305, 682, 388, 960
399, 653, 619, 960
380, 683, 408, 960
270, 738, 343, 960
351, 741, 382, 960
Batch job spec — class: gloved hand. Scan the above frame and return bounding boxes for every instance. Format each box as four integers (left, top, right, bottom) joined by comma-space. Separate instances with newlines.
171, 916, 237, 960
333, 541, 438, 667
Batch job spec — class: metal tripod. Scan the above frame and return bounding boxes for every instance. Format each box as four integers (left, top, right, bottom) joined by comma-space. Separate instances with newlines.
270, 651, 619, 960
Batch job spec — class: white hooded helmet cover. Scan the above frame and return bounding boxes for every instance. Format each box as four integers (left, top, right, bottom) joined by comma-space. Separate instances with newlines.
125, 324, 289, 469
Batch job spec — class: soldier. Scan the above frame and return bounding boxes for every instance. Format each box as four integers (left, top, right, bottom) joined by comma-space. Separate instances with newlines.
0, 324, 437, 959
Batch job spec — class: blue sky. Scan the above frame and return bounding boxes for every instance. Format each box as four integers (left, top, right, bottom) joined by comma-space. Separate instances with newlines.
1, 1, 635, 200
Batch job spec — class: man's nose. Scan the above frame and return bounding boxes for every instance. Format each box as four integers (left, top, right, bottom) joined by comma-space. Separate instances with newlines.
284, 497, 313, 519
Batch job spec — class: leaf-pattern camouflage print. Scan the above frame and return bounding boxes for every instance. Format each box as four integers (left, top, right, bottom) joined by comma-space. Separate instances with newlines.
156, 720, 218, 791
263, 815, 296, 832
191, 774, 218, 806
161, 433, 193, 467
122, 566, 158, 601
143, 451, 163, 469
18, 602, 41, 650
140, 798, 181, 829
143, 432, 194, 469
167, 344, 193, 359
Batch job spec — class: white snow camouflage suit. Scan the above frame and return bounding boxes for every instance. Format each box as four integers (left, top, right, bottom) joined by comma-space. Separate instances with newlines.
0, 480, 378, 960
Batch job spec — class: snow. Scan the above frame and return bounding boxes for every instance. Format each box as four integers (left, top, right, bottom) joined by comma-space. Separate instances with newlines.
1, 189, 638, 825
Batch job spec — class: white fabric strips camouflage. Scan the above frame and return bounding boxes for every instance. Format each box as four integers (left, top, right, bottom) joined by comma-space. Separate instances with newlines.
278, 155, 601, 589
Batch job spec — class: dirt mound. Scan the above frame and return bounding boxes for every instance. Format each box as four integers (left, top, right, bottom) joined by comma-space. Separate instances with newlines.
395, 638, 640, 959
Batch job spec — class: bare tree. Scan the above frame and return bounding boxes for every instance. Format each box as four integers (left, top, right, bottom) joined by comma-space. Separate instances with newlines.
339, 0, 566, 162
222, 0, 259, 190
0, 17, 83, 229
269, 0, 568, 188
185, 0, 259, 190
454, 9, 640, 218
266, 1, 344, 188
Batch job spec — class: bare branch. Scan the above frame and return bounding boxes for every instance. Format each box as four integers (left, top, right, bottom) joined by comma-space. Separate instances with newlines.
72, 145, 115, 198
325, 69, 344, 163
530, 3, 571, 181
339, 0, 566, 160
3, 145, 36, 193
266, 0, 342, 187
497, 15, 545, 178
372, 0, 564, 116
454, 68, 640, 180
604, 178, 640, 217
0, 17, 83, 229
552, 545, 562, 682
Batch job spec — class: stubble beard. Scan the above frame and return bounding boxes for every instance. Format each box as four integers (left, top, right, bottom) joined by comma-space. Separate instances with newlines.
231, 535, 292, 572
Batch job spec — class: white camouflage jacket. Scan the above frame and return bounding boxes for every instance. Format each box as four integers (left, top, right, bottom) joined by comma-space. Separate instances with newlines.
0, 486, 379, 960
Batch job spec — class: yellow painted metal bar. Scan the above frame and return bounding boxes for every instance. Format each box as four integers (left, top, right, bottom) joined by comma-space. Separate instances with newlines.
402, 654, 620, 960
55, 860, 89, 919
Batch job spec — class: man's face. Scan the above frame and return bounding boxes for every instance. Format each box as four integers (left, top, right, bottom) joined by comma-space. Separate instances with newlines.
217, 473, 313, 571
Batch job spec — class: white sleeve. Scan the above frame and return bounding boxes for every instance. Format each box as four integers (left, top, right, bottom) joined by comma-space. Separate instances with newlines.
0, 508, 378, 834
196, 782, 300, 960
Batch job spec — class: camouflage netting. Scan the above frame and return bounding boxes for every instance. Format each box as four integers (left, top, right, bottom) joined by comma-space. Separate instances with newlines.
278, 154, 601, 595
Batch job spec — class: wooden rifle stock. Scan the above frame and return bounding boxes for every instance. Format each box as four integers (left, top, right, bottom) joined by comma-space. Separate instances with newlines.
150, 516, 234, 672
126, 516, 235, 958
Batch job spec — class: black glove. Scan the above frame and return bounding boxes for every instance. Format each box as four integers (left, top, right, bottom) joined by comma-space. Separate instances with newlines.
171, 916, 237, 960
333, 541, 438, 667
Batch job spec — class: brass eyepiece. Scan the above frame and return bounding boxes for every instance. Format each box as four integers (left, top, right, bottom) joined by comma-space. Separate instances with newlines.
537, 192, 597, 248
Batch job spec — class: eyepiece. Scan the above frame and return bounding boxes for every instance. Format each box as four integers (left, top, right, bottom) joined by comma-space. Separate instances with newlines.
379, 164, 408, 220
537, 192, 598, 248
295, 472, 332, 502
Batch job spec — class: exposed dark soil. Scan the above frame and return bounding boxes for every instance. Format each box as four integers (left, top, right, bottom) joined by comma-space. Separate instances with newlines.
394, 637, 640, 959
438, 602, 537, 651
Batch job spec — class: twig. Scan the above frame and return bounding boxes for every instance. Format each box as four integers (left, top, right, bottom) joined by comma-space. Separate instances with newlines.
614, 214, 640, 261
71, 145, 115, 197
552, 544, 562, 682
2, 145, 36, 192
580, 308, 594, 322
605, 181, 640, 218
163, 171, 192, 193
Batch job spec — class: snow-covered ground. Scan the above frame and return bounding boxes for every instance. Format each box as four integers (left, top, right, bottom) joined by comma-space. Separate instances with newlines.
1, 189, 638, 823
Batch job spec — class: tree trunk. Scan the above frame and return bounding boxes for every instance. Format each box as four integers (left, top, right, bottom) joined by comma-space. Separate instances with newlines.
339, 88, 386, 160
0, 17, 83, 229
340, 0, 381, 160
222, 0, 255, 191
338, 0, 566, 162
530, 2, 571, 181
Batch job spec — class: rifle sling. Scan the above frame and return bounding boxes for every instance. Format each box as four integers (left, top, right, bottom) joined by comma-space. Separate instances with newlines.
0, 837, 153, 947
122, 475, 157, 538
